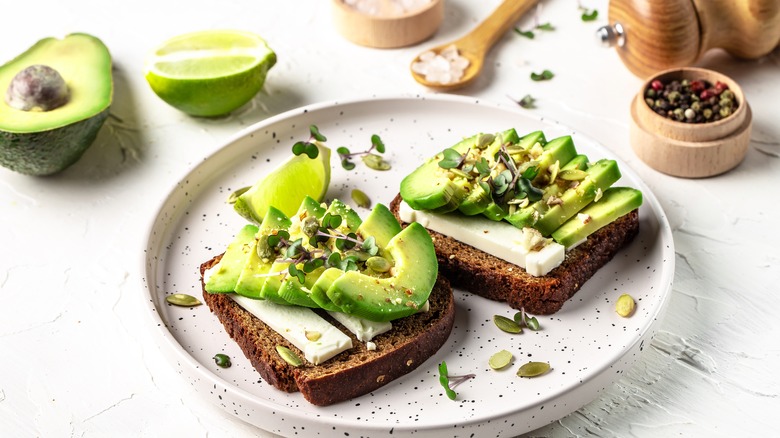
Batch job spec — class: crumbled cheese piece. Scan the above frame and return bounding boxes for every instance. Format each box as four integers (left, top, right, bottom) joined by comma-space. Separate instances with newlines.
578, 213, 592, 224
518, 227, 550, 252
366, 341, 377, 351
594, 188, 603, 202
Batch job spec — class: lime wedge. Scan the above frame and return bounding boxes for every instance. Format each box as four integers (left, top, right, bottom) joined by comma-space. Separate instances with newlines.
144, 30, 276, 117
234, 143, 331, 223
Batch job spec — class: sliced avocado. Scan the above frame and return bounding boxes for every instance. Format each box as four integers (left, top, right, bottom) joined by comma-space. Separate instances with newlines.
0, 33, 112, 175
309, 267, 345, 311
262, 198, 361, 305
276, 265, 325, 308
483, 135, 578, 223
233, 206, 292, 298
533, 159, 622, 235
326, 222, 438, 322
357, 202, 403, 247
552, 187, 643, 247
562, 154, 589, 171
458, 129, 522, 216
400, 132, 487, 213
204, 224, 259, 293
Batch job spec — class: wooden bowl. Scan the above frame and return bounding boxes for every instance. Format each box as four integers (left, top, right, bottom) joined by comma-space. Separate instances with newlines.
629, 67, 752, 178
331, 0, 444, 48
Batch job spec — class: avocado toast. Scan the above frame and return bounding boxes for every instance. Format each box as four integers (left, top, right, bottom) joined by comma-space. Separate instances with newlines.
200, 196, 454, 406
393, 129, 642, 314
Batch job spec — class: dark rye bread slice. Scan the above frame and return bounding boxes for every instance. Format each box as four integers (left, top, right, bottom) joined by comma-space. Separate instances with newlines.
200, 256, 455, 406
389, 194, 640, 315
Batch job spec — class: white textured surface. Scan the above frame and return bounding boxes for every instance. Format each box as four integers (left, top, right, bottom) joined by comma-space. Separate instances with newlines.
0, 1, 778, 437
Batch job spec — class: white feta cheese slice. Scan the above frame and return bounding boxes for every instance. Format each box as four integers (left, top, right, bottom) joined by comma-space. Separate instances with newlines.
231, 295, 352, 365
399, 201, 565, 276
327, 311, 392, 342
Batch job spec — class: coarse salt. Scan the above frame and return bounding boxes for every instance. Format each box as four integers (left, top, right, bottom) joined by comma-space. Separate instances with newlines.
343, 0, 432, 16
411, 45, 470, 85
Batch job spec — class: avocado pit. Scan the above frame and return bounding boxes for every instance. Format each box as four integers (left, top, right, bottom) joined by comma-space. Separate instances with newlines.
5, 64, 70, 112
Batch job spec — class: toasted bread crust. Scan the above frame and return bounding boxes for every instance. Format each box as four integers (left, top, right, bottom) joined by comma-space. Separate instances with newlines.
389, 194, 640, 315
200, 258, 454, 406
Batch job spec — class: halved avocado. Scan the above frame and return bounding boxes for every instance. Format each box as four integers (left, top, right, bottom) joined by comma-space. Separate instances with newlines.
0, 33, 112, 176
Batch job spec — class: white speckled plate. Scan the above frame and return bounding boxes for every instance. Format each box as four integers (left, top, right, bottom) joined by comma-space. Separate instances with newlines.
143, 95, 674, 437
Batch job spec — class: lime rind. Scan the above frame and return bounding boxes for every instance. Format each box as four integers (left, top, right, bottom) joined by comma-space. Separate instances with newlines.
143, 30, 276, 116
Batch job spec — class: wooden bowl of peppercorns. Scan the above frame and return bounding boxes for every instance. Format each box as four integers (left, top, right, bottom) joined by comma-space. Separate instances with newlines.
629, 67, 752, 178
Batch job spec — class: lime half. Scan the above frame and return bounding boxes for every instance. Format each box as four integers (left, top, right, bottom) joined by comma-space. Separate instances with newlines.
234, 143, 331, 223
144, 30, 276, 117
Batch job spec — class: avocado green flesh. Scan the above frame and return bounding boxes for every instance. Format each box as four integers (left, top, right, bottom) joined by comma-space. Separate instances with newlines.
0, 34, 112, 133
276, 266, 325, 308
533, 159, 622, 236
482, 135, 578, 223
233, 206, 292, 299
400, 132, 484, 211
204, 224, 259, 293
552, 187, 643, 247
309, 267, 346, 311
458, 129, 521, 216
327, 222, 438, 322
562, 154, 589, 171
357, 203, 403, 247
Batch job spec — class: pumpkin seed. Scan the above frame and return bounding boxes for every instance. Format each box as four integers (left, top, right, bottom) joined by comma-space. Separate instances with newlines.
517, 361, 550, 377
213, 353, 231, 368
351, 189, 371, 209
362, 153, 391, 171
488, 350, 513, 370
226, 186, 250, 204
166, 293, 202, 307
366, 256, 392, 273
276, 345, 303, 367
476, 133, 495, 149
616, 293, 636, 317
494, 315, 522, 334
558, 169, 588, 181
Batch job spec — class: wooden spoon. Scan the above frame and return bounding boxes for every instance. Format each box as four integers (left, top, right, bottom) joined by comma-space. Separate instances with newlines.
411, 0, 539, 90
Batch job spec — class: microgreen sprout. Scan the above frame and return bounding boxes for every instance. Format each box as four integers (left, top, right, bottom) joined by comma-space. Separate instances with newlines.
513, 3, 554, 39
337, 134, 390, 170
509, 94, 536, 109
292, 125, 327, 158
530, 70, 555, 81
263, 212, 381, 281
577, 1, 598, 21
437, 140, 544, 212
513, 308, 541, 331
438, 361, 475, 400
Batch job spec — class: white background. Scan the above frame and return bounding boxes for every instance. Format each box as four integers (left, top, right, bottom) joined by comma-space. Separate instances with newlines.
1, 0, 778, 436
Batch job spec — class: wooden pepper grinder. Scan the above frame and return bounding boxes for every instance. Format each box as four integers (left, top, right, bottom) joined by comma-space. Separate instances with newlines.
597, 0, 780, 78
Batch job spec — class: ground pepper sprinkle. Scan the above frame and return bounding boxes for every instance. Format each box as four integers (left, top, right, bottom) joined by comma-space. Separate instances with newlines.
645, 78, 738, 123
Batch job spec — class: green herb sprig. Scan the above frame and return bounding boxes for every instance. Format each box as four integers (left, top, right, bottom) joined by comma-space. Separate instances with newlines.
509, 94, 536, 109
291, 125, 327, 158
337, 134, 390, 170
265, 213, 380, 282
514, 22, 554, 39
438, 361, 475, 400
577, 1, 598, 21
436, 140, 545, 213
530, 70, 555, 81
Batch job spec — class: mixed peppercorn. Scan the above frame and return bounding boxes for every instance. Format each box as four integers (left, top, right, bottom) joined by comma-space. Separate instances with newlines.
645, 78, 738, 123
